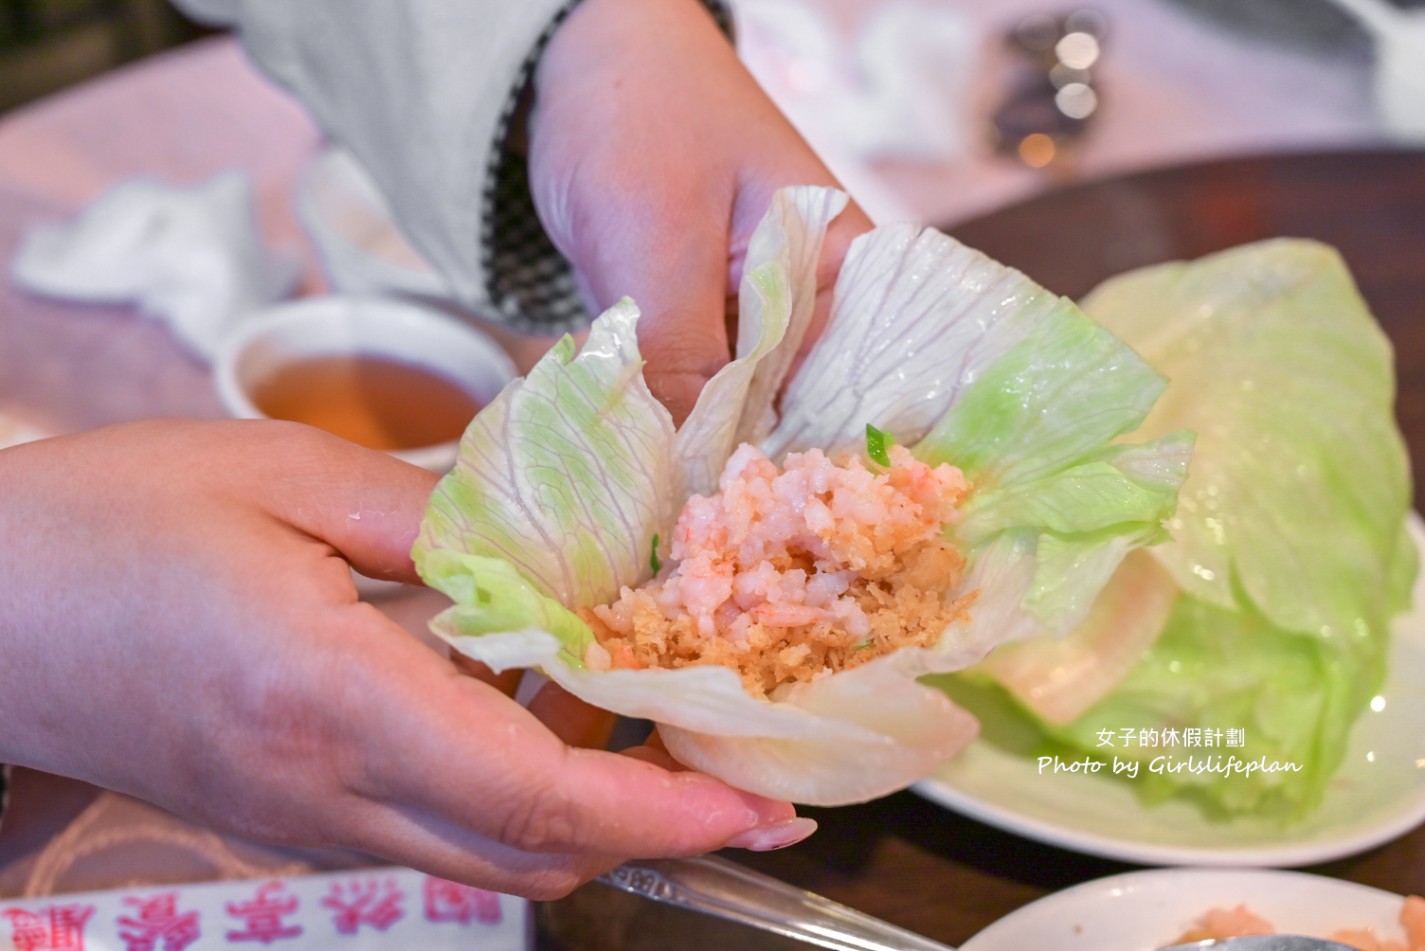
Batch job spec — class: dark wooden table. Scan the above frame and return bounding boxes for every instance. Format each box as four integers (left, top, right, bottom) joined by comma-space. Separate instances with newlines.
538, 149, 1425, 950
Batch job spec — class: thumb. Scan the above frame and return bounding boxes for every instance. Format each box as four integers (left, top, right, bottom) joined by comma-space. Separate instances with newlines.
570, 205, 732, 426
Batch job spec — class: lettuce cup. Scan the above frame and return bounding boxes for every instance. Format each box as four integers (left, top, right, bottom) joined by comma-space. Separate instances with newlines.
413, 187, 1191, 806
966, 240, 1418, 818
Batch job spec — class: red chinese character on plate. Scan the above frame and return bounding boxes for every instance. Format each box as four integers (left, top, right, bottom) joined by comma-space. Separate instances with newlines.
117, 891, 201, 951
3, 903, 96, 951
319, 877, 404, 934
422, 878, 502, 926
225, 881, 303, 944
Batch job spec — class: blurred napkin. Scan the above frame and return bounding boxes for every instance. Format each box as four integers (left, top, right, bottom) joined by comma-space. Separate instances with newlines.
9, 170, 299, 361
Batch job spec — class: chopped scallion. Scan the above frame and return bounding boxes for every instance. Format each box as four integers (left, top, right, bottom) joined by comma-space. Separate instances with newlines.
865, 423, 893, 467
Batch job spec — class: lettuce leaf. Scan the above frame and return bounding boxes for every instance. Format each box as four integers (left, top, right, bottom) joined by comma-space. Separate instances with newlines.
966, 240, 1416, 817
412, 299, 672, 671
415, 187, 1186, 805
1083, 239, 1414, 635
1046, 591, 1385, 817
974, 549, 1179, 726
675, 188, 846, 497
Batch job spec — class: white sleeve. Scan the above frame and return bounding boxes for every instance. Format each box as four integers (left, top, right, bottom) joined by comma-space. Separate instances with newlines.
172, 0, 582, 330
173, 0, 735, 334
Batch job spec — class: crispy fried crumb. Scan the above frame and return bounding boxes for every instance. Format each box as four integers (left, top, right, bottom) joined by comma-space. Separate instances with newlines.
584, 442, 973, 696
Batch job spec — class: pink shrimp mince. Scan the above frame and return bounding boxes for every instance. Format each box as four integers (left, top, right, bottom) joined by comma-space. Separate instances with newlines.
583, 442, 974, 696
1173, 896, 1425, 951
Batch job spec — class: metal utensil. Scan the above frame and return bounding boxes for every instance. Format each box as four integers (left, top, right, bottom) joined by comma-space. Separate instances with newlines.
600, 856, 1364, 951
597, 855, 956, 951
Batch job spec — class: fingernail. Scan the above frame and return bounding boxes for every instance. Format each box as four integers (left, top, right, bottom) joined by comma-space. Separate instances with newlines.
726, 817, 818, 852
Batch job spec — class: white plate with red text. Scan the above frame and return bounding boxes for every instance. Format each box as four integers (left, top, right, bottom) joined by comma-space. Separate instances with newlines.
912, 516, 1425, 867
961, 868, 1409, 951
0, 867, 525, 951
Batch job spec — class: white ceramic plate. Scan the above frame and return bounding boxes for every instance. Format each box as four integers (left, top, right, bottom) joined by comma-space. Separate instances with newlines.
961, 868, 1408, 951
912, 515, 1425, 867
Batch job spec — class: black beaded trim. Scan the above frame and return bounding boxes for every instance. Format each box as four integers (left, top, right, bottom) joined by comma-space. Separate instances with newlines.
0, 764, 9, 835
479, 0, 736, 333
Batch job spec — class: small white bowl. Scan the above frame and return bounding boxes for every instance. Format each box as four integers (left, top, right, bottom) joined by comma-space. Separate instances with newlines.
214, 295, 516, 473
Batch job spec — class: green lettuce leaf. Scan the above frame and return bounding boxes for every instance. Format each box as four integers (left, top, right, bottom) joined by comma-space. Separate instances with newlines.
413, 298, 674, 667
1044, 591, 1385, 817
966, 239, 1417, 817
675, 188, 846, 496
973, 549, 1180, 726
416, 550, 594, 669
415, 188, 1186, 805
765, 225, 1189, 651
1083, 239, 1414, 635
913, 301, 1168, 487
766, 222, 1064, 459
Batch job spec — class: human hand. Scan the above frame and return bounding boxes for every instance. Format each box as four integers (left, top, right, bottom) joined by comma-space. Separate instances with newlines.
0, 420, 810, 898
529, 0, 875, 423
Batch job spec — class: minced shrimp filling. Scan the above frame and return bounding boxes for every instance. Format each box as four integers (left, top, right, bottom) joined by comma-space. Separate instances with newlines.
583, 442, 974, 696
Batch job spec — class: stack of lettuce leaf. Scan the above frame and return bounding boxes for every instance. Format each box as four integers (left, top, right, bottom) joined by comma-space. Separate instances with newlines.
413, 187, 1192, 806
957, 239, 1417, 818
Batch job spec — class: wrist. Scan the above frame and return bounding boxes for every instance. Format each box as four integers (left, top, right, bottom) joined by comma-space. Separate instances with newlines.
535, 0, 735, 104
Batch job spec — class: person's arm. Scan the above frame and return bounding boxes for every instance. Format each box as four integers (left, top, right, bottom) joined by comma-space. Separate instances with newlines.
173, 0, 576, 323
0, 421, 811, 896
175, 0, 871, 422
